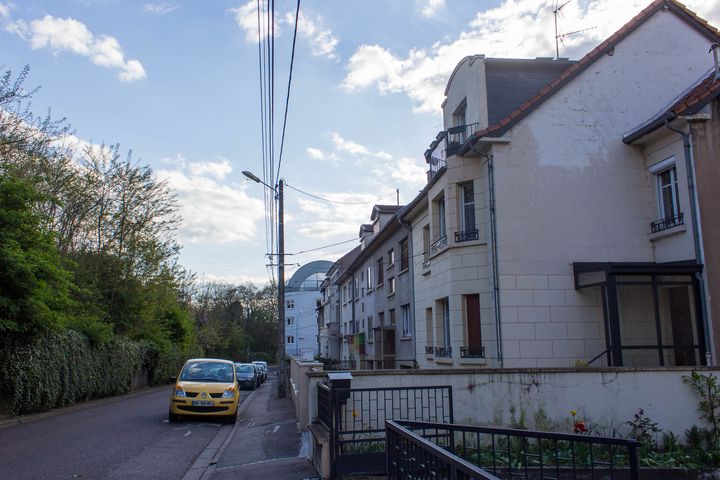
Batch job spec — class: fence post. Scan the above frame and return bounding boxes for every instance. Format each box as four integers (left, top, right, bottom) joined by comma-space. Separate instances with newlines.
628, 444, 640, 480
448, 386, 454, 424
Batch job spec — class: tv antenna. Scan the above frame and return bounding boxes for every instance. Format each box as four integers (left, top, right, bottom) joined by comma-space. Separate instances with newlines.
553, 0, 595, 58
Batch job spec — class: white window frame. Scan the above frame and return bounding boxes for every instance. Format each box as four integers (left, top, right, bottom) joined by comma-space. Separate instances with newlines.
460, 182, 475, 232
388, 277, 395, 296
286, 299, 295, 309
287, 335, 295, 344
656, 165, 680, 219
401, 304, 411, 337
437, 196, 446, 239
287, 316, 294, 325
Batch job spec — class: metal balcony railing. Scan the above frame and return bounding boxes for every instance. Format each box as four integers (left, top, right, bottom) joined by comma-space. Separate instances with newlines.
434, 346, 452, 358
460, 346, 485, 358
425, 123, 480, 181
651, 212, 684, 233
429, 235, 448, 255
424, 345, 434, 356
455, 229, 478, 242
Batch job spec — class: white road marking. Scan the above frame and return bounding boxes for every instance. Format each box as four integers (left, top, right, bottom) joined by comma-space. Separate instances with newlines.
273, 425, 280, 433
162, 419, 169, 423
184, 430, 192, 437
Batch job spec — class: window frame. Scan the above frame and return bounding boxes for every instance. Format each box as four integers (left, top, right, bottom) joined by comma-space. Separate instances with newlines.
401, 304, 411, 337
656, 165, 680, 220
459, 182, 476, 232
400, 238, 409, 271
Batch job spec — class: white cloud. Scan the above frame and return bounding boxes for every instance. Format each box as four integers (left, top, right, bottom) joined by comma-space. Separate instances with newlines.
342, 0, 720, 114
143, 2, 178, 15
306, 147, 326, 161
291, 11, 338, 60
188, 158, 232, 180
372, 157, 427, 186
200, 273, 271, 286
8, 15, 145, 82
331, 132, 370, 156
0, 2, 11, 18
156, 160, 264, 244
417, 0, 446, 18
231, 1, 338, 60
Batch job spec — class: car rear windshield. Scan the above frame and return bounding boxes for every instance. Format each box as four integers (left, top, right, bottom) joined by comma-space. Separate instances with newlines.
236, 364, 254, 374
180, 361, 234, 382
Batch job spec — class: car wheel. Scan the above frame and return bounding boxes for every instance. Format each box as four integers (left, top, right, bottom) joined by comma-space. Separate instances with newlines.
169, 410, 180, 422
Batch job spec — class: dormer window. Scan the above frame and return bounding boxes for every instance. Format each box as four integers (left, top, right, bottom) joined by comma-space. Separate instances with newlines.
452, 99, 467, 142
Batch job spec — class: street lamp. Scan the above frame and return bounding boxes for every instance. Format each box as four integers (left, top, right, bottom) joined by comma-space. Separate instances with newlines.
242, 170, 286, 398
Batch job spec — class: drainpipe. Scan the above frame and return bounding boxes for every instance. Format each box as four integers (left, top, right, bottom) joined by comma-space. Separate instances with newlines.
665, 117, 712, 365
470, 148, 503, 366
398, 215, 417, 367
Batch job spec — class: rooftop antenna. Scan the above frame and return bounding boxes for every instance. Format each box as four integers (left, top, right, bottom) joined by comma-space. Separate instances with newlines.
553, 0, 572, 59
553, 0, 595, 59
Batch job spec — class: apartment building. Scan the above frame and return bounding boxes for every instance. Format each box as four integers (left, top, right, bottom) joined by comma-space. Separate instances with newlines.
284, 260, 331, 358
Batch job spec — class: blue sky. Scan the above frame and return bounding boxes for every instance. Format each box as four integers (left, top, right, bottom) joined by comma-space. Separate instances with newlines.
2, 0, 718, 286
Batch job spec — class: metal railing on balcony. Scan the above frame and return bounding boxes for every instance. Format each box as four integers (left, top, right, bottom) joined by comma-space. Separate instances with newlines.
425, 345, 435, 356
425, 123, 481, 181
395, 420, 641, 480
446, 122, 480, 156
460, 346, 485, 358
434, 346, 452, 358
651, 212, 684, 233
455, 229, 479, 242
430, 235, 448, 255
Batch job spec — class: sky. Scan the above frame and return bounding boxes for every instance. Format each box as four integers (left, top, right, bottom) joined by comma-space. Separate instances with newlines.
2, 0, 719, 286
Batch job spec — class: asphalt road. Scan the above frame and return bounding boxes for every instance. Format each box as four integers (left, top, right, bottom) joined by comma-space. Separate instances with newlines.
0, 385, 250, 480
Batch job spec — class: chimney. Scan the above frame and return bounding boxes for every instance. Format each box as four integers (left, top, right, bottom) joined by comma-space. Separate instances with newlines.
711, 43, 720, 81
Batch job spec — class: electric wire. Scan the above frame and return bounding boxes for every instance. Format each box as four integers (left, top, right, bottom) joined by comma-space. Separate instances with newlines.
284, 237, 358, 256
284, 182, 398, 205
276, 0, 300, 181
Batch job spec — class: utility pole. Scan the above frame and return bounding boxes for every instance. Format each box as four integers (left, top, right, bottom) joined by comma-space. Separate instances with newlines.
277, 179, 286, 398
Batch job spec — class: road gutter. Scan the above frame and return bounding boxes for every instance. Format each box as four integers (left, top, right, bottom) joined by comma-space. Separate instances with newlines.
181, 387, 260, 480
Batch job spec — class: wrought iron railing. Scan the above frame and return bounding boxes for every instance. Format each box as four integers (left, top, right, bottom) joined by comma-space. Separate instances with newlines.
422, 259, 431, 270
460, 346, 485, 358
396, 420, 641, 480
425, 123, 480, 181
425, 345, 435, 356
455, 229, 479, 242
651, 212, 683, 233
430, 235, 448, 255
434, 346, 452, 358
386, 420, 500, 480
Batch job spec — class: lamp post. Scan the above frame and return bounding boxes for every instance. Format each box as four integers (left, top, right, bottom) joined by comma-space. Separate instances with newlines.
242, 170, 286, 398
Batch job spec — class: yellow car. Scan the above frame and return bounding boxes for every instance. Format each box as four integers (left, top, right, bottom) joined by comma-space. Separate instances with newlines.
169, 358, 240, 423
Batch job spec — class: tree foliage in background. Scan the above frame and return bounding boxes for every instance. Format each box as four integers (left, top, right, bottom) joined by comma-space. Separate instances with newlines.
0, 67, 278, 414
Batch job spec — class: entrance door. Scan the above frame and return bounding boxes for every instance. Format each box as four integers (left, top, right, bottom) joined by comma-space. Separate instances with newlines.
383, 329, 396, 369
669, 287, 697, 366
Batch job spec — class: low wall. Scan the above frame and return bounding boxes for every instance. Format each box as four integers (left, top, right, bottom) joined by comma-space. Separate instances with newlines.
289, 358, 324, 430
305, 367, 720, 436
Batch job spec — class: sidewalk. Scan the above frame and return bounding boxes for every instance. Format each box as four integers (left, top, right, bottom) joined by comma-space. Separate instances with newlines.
207, 374, 319, 480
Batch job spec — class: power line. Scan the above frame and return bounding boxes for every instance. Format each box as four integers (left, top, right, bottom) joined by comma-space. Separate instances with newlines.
276, 0, 300, 181
284, 182, 397, 205
285, 237, 358, 255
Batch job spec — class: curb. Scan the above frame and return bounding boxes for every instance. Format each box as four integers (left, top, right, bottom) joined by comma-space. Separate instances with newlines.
0, 384, 170, 430
182, 384, 262, 480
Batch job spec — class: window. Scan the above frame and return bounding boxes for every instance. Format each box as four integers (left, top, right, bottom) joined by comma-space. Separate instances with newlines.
401, 304, 411, 336
438, 299, 450, 347
287, 336, 295, 344
389, 308, 396, 325
316, 299, 322, 308
366, 266, 374, 290
452, 99, 467, 143
437, 196, 446, 239
378, 311, 385, 327
287, 317, 294, 326
286, 299, 295, 309
460, 182, 476, 232
377, 257, 384, 285
387, 248, 395, 266
388, 277, 396, 295
657, 166, 680, 220
342, 285, 347, 304
400, 238, 409, 271
368, 315, 374, 340
423, 225, 430, 260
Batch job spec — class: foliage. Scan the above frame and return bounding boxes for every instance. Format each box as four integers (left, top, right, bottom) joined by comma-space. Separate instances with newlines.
626, 408, 661, 451
684, 370, 720, 448
0, 170, 75, 337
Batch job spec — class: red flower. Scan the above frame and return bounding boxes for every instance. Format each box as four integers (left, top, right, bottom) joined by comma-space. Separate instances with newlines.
574, 422, 588, 434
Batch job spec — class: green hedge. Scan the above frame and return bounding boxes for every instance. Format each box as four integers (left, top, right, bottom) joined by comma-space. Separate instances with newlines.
0, 330, 199, 415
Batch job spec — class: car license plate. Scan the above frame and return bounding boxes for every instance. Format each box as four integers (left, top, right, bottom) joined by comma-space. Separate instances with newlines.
192, 400, 214, 406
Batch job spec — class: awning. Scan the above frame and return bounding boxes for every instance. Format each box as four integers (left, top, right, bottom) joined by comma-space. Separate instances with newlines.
573, 261, 702, 290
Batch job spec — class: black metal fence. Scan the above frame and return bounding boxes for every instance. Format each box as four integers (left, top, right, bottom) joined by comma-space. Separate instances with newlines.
387, 420, 500, 480
317, 382, 453, 477
395, 420, 641, 480
322, 359, 417, 370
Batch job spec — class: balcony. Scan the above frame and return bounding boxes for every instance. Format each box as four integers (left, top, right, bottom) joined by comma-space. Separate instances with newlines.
455, 229, 478, 242
424, 123, 480, 181
434, 346, 452, 358
460, 346, 485, 358
424, 345, 434, 356
651, 212, 684, 233
429, 235, 448, 255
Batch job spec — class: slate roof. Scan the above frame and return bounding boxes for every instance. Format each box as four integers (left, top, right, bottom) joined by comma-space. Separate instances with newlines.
485, 58, 575, 125
624, 68, 720, 143
459, 0, 720, 156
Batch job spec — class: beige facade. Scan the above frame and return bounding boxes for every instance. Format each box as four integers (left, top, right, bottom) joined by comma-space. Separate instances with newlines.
407, 2, 718, 368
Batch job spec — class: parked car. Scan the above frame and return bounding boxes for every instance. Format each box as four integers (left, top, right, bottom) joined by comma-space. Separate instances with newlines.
252, 361, 268, 381
235, 362, 260, 390
169, 358, 239, 423
251, 363, 264, 384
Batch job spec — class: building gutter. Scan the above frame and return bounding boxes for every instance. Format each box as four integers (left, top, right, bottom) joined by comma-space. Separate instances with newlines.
468, 145, 503, 367
665, 116, 713, 365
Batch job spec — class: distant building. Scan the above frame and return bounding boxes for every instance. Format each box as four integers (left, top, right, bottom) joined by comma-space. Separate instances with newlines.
285, 260, 332, 358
